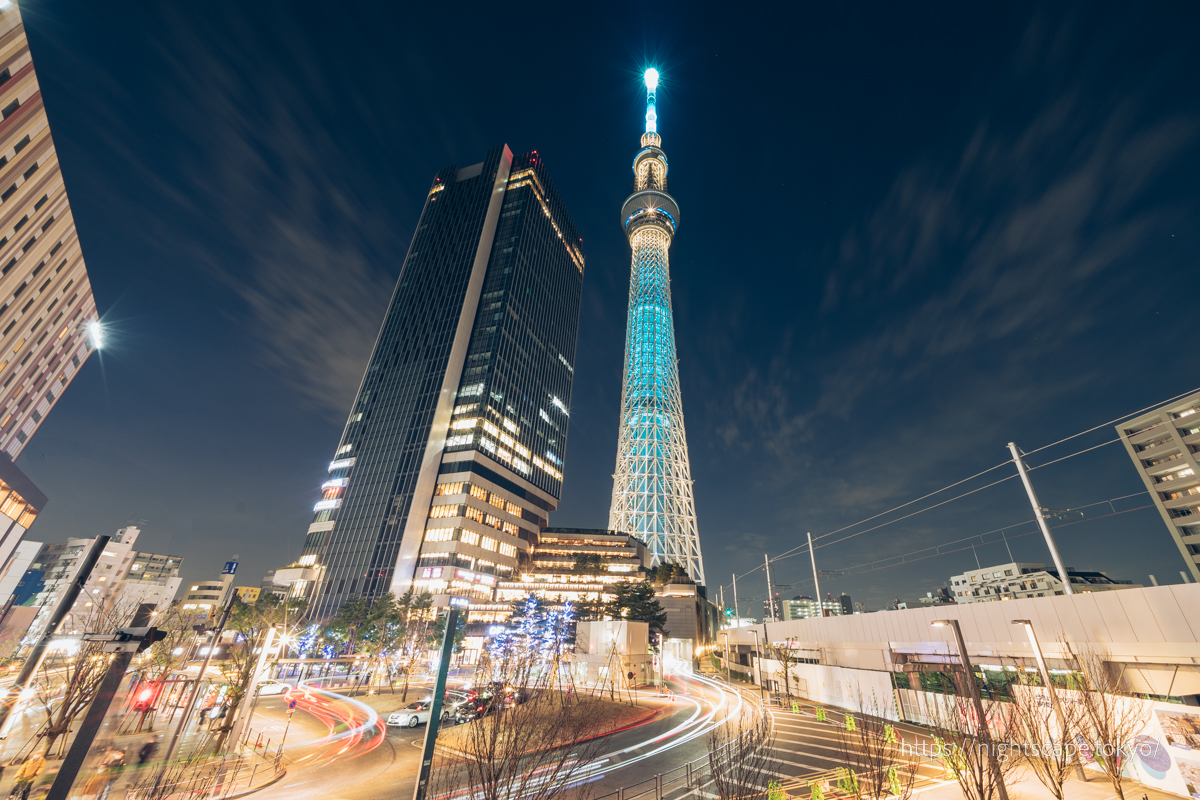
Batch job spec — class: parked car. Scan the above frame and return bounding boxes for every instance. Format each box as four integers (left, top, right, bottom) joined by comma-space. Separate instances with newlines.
255, 680, 290, 696
388, 701, 448, 728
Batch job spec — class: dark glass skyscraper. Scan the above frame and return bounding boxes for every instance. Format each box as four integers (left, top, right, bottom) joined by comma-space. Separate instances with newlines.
295, 146, 584, 618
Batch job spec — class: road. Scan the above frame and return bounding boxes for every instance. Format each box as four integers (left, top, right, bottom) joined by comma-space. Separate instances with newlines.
252, 672, 740, 800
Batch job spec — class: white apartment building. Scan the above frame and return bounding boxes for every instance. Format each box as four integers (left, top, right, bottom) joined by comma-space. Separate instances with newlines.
25, 526, 182, 638
782, 596, 843, 620
180, 569, 236, 619
949, 560, 1140, 603
1117, 391, 1200, 582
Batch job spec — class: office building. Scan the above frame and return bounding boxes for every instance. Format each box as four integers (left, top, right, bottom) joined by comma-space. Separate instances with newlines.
0, 536, 38, 606
180, 563, 238, 619
0, 5, 101, 461
1117, 391, 1200, 582
25, 526, 181, 637
296, 146, 584, 617
608, 70, 706, 586
949, 560, 1139, 603
491, 528, 650, 613
782, 595, 843, 621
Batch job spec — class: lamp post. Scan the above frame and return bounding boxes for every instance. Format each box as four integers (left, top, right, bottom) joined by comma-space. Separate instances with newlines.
932, 619, 1010, 800
413, 597, 467, 800
1012, 619, 1085, 781
749, 627, 765, 702
721, 632, 731, 683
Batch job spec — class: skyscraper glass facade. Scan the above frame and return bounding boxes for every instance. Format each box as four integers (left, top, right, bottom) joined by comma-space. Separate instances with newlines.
297, 147, 584, 618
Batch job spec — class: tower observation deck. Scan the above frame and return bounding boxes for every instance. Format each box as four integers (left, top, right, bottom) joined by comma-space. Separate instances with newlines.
608, 69, 706, 587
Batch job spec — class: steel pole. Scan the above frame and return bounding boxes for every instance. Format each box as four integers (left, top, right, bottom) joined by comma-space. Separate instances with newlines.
732, 573, 740, 623
749, 628, 765, 702
0, 535, 109, 736
45, 603, 155, 800
764, 555, 775, 622
161, 593, 238, 766
1007, 442, 1073, 595
807, 532, 824, 617
1014, 620, 1085, 781
413, 602, 462, 800
721, 632, 731, 683
943, 620, 1010, 800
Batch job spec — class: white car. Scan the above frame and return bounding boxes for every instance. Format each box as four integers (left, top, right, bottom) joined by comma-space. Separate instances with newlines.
256, 680, 290, 696
387, 701, 448, 728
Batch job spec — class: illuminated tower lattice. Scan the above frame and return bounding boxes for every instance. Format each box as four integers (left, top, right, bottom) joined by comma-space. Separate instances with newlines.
608, 70, 706, 586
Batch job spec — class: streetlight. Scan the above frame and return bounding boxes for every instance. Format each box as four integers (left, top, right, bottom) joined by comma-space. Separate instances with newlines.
1012, 619, 1084, 781
720, 632, 731, 683
931, 619, 1010, 800
748, 627, 765, 702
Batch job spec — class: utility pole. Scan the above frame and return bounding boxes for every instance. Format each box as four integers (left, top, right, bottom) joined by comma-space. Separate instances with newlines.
46, 604, 157, 800
413, 597, 466, 800
732, 573, 740, 623
1007, 442, 1073, 595
0, 535, 109, 737
719, 586, 726, 619
160, 592, 237, 768
807, 532, 824, 617
720, 632, 731, 683
764, 554, 775, 623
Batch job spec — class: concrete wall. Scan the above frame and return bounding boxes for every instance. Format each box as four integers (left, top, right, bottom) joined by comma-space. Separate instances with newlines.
726, 584, 1200, 700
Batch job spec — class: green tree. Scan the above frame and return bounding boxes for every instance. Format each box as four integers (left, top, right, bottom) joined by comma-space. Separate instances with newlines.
606, 580, 667, 638
323, 593, 372, 655
208, 593, 306, 754
572, 553, 603, 573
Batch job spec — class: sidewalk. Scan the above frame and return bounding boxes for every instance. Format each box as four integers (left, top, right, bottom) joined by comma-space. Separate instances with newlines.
913, 767, 1190, 800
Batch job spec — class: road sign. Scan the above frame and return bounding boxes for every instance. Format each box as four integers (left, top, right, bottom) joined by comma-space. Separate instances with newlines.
222, 561, 239, 575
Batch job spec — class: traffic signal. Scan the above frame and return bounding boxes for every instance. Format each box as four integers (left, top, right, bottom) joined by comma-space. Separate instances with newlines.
724, 607, 733, 618
134, 627, 167, 652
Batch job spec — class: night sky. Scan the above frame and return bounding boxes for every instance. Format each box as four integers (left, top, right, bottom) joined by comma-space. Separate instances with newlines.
13, 1, 1200, 612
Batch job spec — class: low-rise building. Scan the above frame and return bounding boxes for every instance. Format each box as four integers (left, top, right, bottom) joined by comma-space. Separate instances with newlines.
782, 595, 843, 621
949, 560, 1140, 603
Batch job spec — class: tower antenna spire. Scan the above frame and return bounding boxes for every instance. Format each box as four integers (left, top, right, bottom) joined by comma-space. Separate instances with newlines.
644, 68, 659, 134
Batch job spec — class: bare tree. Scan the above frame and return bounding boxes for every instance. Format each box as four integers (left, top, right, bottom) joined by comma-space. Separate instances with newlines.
1071, 644, 1150, 800
429, 646, 607, 800
930, 670, 1021, 800
835, 693, 918, 800
27, 599, 143, 756
708, 701, 776, 800
1009, 668, 1087, 800
765, 643, 803, 702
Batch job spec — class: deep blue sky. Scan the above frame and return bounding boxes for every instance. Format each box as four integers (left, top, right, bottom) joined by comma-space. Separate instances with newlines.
13, 1, 1200, 611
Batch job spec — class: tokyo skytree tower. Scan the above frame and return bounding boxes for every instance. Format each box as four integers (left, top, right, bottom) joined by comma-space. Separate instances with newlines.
608, 69, 706, 586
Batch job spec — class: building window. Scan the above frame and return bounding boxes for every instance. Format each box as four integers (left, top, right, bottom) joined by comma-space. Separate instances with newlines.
1, 100, 18, 119
14, 136, 31, 155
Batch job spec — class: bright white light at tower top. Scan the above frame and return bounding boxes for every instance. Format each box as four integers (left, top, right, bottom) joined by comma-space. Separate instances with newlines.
644, 69, 659, 92
87, 320, 104, 350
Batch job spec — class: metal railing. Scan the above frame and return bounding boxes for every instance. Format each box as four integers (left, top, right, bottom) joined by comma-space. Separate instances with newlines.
127, 740, 286, 800
590, 681, 767, 800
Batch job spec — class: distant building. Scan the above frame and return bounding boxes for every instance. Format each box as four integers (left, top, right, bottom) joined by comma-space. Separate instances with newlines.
234, 586, 260, 603
949, 561, 1140, 603
919, 587, 955, 605
1116, 391, 1200, 582
0, 460, 47, 585
180, 572, 236, 619
25, 526, 181, 638
782, 595, 842, 621
838, 593, 853, 615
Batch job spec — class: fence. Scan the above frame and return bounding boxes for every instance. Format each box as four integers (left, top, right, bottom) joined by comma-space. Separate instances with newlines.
126, 742, 286, 800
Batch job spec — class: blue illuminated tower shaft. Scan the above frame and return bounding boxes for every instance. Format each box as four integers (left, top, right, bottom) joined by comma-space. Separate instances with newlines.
608, 73, 706, 586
